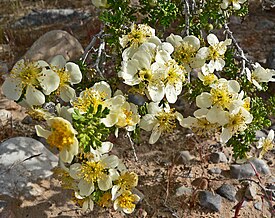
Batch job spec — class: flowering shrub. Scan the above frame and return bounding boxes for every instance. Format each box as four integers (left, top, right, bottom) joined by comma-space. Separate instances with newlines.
2, 0, 275, 214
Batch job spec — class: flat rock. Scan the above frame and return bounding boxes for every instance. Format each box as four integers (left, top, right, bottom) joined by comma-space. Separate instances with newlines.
198, 191, 222, 212
245, 183, 257, 200
230, 164, 255, 179
11, 9, 90, 28
209, 152, 227, 163
23, 30, 84, 63
0, 137, 58, 197
216, 184, 236, 202
247, 158, 270, 175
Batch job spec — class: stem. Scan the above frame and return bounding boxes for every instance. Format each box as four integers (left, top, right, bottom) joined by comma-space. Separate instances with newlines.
126, 131, 138, 161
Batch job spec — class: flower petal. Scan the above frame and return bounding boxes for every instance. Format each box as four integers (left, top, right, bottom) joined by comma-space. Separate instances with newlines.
78, 180, 94, 196
60, 85, 76, 102
98, 174, 112, 191
2, 77, 23, 101
65, 62, 82, 84
25, 86, 45, 105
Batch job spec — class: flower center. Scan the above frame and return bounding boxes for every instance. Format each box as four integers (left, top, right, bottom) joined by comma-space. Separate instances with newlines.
12, 61, 41, 87
138, 69, 152, 82
156, 110, 177, 133
210, 88, 232, 109
173, 43, 196, 65
47, 120, 75, 150
116, 192, 136, 209
80, 161, 105, 183
128, 24, 153, 47
227, 112, 245, 133
116, 172, 138, 190
209, 46, 221, 60
165, 60, 185, 85
73, 88, 106, 113
202, 74, 217, 86
55, 68, 70, 88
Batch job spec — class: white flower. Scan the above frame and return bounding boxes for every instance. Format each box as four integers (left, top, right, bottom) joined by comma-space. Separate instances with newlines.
220, 107, 253, 143
167, 34, 204, 73
35, 117, 78, 163
114, 190, 140, 214
101, 95, 140, 135
246, 64, 275, 90
2, 59, 59, 106
257, 129, 274, 158
221, 0, 247, 10
140, 102, 183, 144
119, 24, 156, 49
73, 81, 111, 113
50, 55, 82, 102
198, 34, 231, 72
111, 171, 138, 200
69, 154, 119, 196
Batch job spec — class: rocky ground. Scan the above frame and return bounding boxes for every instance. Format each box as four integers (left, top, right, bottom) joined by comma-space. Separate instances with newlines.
0, 0, 275, 218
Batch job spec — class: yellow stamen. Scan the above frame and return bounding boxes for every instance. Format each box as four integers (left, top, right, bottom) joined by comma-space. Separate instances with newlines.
80, 161, 105, 183
116, 172, 138, 190
116, 191, 136, 210
47, 120, 75, 150
156, 110, 177, 133
97, 192, 112, 207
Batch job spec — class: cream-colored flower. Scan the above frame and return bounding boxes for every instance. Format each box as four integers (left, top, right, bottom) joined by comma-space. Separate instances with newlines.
2, 59, 59, 106
220, 107, 253, 143
111, 172, 138, 200
221, 0, 247, 10
113, 190, 140, 214
35, 117, 78, 163
257, 129, 274, 158
198, 34, 231, 72
119, 24, 156, 49
246, 64, 275, 90
101, 95, 140, 135
50, 55, 82, 102
198, 71, 218, 86
73, 81, 111, 113
140, 102, 184, 144
69, 154, 119, 196
180, 108, 220, 135
167, 34, 204, 73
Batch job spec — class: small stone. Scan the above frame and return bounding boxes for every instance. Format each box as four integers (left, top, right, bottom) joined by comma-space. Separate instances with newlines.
0, 137, 58, 197
267, 47, 275, 69
21, 115, 33, 125
208, 167, 222, 175
244, 183, 257, 200
254, 201, 262, 211
247, 158, 270, 175
175, 151, 194, 165
23, 30, 84, 63
216, 184, 236, 202
175, 186, 193, 196
209, 152, 227, 163
198, 191, 222, 212
230, 164, 255, 179
128, 93, 146, 106
0, 109, 11, 125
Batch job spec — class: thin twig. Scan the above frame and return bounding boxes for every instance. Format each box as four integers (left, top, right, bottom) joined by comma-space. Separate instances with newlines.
81, 30, 104, 64
94, 41, 106, 79
224, 23, 250, 76
184, 0, 190, 36
126, 132, 138, 161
